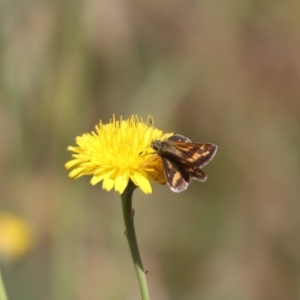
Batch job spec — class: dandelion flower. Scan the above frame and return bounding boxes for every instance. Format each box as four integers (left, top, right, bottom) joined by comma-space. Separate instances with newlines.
0, 213, 33, 260
65, 115, 172, 194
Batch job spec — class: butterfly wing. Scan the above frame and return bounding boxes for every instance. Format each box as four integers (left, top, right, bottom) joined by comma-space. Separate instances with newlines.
180, 162, 208, 181
167, 134, 192, 143
161, 157, 190, 193
167, 135, 217, 168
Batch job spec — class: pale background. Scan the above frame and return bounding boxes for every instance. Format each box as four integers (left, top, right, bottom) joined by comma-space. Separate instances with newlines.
1, 1, 300, 299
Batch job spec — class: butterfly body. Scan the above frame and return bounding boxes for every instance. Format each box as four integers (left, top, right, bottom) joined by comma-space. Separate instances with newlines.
151, 134, 217, 192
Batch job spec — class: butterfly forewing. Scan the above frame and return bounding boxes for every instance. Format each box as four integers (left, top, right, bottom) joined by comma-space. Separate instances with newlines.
166, 135, 217, 168
161, 158, 190, 192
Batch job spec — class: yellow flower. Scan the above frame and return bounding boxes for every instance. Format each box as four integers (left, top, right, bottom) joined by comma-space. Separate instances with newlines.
65, 115, 172, 194
0, 213, 33, 260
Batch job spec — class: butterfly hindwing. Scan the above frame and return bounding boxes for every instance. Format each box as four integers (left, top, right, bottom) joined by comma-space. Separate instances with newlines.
167, 134, 192, 143
179, 162, 208, 182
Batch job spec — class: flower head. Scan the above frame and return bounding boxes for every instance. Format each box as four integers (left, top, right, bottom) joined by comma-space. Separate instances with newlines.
0, 213, 33, 261
65, 115, 172, 194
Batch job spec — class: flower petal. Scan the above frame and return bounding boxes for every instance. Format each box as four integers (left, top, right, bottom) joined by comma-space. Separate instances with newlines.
134, 173, 153, 194
114, 174, 130, 194
102, 177, 115, 191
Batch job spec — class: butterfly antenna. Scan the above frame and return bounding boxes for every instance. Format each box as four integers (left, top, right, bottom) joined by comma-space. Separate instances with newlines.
147, 115, 154, 127
139, 144, 155, 157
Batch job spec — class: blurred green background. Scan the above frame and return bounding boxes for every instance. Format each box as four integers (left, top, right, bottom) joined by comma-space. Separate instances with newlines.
1, 0, 300, 299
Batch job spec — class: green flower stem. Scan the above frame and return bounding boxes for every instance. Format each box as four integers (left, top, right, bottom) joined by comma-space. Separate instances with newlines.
121, 180, 150, 300
0, 269, 8, 300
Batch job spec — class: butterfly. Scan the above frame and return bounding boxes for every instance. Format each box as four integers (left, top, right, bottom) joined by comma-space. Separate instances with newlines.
151, 134, 217, 192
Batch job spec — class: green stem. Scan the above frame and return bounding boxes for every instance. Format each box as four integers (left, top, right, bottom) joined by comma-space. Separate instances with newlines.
0, 269, 8, 300
121, 180, 150, 300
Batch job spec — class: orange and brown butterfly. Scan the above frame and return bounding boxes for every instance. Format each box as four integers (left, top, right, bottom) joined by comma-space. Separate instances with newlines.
151, 134, 218, 193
